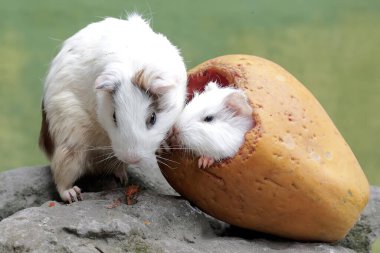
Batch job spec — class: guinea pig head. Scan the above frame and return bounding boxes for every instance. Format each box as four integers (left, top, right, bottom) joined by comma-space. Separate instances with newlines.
95, 63, 186, 168
173, 82, 254, 161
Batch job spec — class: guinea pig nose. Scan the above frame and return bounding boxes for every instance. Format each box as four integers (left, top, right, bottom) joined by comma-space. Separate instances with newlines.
128, 158, 141, 165
168, 126, 179, 145
124, 154, 141, 165
171, 126, 179, 136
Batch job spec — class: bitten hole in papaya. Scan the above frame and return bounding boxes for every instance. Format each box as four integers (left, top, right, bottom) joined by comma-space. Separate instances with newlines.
186, 65, 261, 147
187, 68, 232, 102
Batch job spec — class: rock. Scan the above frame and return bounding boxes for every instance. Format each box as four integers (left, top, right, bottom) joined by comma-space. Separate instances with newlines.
0, 166, 379, 253
0, 166, 56, 221
339, 186, 380, 253
0, 165, 174, 222
0, 190, 355, 253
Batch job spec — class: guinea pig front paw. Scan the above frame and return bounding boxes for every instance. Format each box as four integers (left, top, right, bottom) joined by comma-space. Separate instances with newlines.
198, 156, 215, 169
61, 186, 82, 203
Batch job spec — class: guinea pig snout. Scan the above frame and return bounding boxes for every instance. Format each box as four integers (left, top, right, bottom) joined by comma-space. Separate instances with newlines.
123, 153, 141, 165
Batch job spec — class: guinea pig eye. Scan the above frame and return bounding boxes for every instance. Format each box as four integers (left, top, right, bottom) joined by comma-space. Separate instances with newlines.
113, 111, 117, 126
147, 112, 156, 128
204, 115, 214, 123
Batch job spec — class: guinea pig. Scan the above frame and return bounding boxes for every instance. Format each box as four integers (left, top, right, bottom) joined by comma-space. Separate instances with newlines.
39, 14, 187, 203
170, 81, 254, 169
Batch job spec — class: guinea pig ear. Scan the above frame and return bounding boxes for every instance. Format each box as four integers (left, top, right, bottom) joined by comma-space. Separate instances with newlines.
95, 74, 120, 92
149, 81, 174, 95
132, 69, 174, 95
223, 91, 253, 117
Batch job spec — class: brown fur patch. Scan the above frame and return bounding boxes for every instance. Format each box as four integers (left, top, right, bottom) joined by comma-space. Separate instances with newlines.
131, 69, 147, 90
132, 69, 169, 112
39, 101, 55, 160
148, 95, 166, 113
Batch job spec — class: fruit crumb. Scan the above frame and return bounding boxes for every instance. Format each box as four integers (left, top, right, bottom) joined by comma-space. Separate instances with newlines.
125, 185, 140, 205
106, 198, 122, 209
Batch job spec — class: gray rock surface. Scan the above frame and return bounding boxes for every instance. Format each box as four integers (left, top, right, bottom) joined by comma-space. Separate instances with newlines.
0, 166, 379, 253
0, 189, 356, 253
339, 186, 380, 253
0, 165, 173, 222
0, 166, 56, 221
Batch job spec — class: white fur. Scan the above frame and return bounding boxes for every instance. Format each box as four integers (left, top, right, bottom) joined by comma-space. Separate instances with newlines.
42, 14, 187, 201
174, 82, 253, 161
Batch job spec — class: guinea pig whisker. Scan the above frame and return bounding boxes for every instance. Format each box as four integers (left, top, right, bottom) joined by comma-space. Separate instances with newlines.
157, 155, 180, 164
104, 159, 115, 176
111, 159, 122, 175
93, 151, 115, 161
157, 147, 192, 151
159, 164, 173, 178
157, 143, 191, 150
95, 150, 114, 156
104, 156, 121, 176
84, 144, 112, 149
160, 144, 185, 149
83, 145, 113, 152
157, 159, 172, 169
96, 152, 116, 165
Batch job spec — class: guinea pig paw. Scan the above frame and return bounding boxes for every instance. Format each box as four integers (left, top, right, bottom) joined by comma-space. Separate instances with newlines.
62, 186, 82, 203
198, 156, 215, 169
73, 186, 83, 201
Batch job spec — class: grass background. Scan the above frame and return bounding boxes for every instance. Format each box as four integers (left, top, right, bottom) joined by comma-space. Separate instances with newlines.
0, 0, 379, 250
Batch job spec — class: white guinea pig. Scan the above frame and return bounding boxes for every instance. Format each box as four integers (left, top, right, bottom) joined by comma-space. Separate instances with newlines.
171, 81, 254, 169
39, 14, 187, 202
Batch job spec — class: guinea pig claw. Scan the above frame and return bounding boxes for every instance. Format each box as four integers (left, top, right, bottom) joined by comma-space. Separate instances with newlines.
62, 191, 72, 204
73, 186, 83, 201
68, 189, 78, 202
203, 159, 208, 169
198, 156, 215, 169
198, 157, 204, 168
62, 186, 82, 203
207, 158, 215, 168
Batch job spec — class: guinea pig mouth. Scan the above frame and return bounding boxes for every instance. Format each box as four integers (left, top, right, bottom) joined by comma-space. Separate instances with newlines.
187, 67, 232, 102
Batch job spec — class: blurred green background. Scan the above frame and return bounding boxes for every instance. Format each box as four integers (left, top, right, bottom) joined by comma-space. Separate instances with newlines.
0, 0, 379, 250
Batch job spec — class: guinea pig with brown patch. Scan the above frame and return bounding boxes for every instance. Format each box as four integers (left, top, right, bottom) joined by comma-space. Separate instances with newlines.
39, 14, 187, 202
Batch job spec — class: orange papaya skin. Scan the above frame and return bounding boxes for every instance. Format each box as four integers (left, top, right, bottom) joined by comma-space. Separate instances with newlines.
160, 55, 370, 242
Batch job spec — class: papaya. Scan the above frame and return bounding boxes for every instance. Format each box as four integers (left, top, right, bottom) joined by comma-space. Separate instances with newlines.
159, 55, 369, 242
